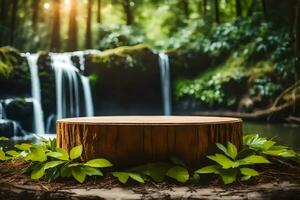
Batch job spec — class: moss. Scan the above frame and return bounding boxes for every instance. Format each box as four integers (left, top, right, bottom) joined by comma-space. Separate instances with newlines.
175, 44, 280, 108
89, 44, 155, 70
0, 46, 20, 78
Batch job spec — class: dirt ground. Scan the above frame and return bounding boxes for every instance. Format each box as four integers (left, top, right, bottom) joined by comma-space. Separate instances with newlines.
0, 160, 300, 200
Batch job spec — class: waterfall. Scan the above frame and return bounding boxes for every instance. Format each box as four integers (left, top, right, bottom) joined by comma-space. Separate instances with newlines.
158, 52, 172, 115
76, 52, 94, 116
25, 54, 45, 134
51, 52, 94, 119
51, 53, 80, 119
0, 102, 6, 119
46, 114, 55, 133
80, 76, 94, 116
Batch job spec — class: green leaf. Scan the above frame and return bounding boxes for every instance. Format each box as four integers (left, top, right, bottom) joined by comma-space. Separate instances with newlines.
55, 148, 69, 160
195, 165, 220, 174
46, 152, 64, 158
146, 162, 171, 182
170, 157, 186, 167
129, 173, 145, 183
27, 147, 47, 162
240, 168, 259, 177
262, 140, 276, 150
83, 166, 103, 176
112, 172, 129, 184
84, 159, 112, 168
207, 154, 234, 169
15, 143, 32, 151
0, 149, 5, 160
72, 166, 86, 183
241, 175, 251, 181
70, 145, 83, 160
227, 142, 237, 160
219, 168, 238, 184
44, 161, 65, 170
6, 150, 19, 157
60, 165, 72, 177
216, 143, 228, 156
0, 136, 8, 141
31, 165, 45, 179
240, 155, 270, 165
68, 163, 82, 167
166, 166, 189, 183
263, 149, 297, 158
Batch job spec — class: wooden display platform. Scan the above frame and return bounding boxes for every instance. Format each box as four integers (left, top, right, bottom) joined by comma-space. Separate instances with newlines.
56, 116, 242, 166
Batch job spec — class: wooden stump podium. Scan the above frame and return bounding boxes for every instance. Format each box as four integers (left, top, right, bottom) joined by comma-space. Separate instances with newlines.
56, 116, 242, 167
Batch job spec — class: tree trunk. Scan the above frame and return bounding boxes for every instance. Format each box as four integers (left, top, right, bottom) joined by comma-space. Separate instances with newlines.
203, 0, 207, 18
67, 0, 78, 51
97, 0, 101, 23
32, 0, 40, 31
9, 0, 18, 46
123, 0, 133, 25
50, 0, 61, 52
56, 116, 243, 167
182, 0, 189, 18
261, 0, 267, 20
85, 0, 92, 49
236, 0, 242, 17
214, 0, 220, 23
0, 0, 7, 25
295, 0, 300, 79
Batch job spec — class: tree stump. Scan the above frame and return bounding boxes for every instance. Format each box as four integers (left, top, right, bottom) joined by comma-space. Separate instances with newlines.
56, 116, 242, 167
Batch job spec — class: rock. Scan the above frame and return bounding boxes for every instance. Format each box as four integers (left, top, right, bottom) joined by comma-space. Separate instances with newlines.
4, 98, 33, 133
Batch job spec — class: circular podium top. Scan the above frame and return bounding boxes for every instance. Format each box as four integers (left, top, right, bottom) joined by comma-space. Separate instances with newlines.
57, 116, 241, 125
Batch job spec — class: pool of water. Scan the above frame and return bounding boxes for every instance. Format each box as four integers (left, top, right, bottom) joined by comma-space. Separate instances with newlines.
243, 122, 300, 151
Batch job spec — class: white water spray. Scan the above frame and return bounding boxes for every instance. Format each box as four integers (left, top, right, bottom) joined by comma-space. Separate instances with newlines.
158, 52, 172, 115
25, 54, 45, 134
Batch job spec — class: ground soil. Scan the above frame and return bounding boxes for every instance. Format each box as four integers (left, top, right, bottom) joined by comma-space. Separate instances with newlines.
0, 160, 300, 200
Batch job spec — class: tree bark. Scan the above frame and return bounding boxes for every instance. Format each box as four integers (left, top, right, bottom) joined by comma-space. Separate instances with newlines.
9, 0, 18, 46
295, 0, 300, 79
123, 0, 133, 25
0, 0, 7, 26
50, 0, 61, 52
85, 0, 92, 49
32, 0, 40, 31
67, 0, 78, 51
202, 0, 207, 18
182, 0, 189, 18
214, 0, 220, 23
236, 0, 242, 17
261, 0, 267, 20
56, 116, 243, 167
97, 0, 101, 23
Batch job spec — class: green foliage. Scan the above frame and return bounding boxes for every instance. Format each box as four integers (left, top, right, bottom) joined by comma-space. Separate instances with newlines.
98, 25, 145, 50
113, 157, 190, 184
195, 142, 270, 184
244, 134, 300, 162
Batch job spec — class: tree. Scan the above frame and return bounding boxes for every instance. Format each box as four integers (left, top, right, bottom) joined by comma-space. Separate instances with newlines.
182, 0, 189, 18
50, 0, 61, 51
203, 0, 207, 18
67, 0, 78, 51
9, 0, 18, 45
261, 0, 267, 20
32, 0, 40, 31
85, 0, 92, 49
97, 0, 101, 23
0, 0, 7, 26
214, 0, 220, 23
295, 0, 300, 79
236, 0, 242, 17
123, 0, 133, 25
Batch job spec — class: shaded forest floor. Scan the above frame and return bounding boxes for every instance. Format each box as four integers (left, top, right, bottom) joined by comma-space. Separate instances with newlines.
0, 161, 300, 199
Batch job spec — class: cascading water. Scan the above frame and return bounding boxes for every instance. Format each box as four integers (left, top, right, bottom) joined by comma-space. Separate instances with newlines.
51, 52, 94, 120
25, 54, 45, 134
158, 52, 172, 115
51, 53, 80, 119
76, 52, 94, 116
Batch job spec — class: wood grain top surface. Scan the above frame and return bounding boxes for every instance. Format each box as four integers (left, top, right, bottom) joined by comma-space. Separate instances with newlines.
57, 116, 242, 125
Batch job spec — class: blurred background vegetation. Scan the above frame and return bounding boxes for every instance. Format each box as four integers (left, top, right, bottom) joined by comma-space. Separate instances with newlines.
0, 0, 299, 116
